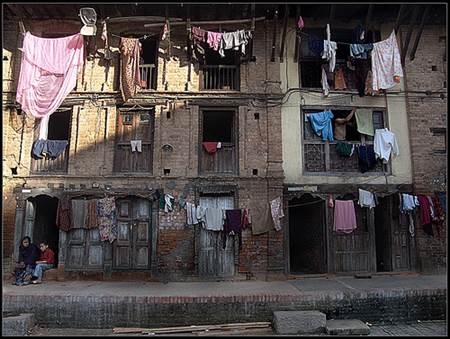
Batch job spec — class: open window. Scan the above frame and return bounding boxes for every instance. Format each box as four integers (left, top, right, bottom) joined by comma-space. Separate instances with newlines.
299, 28, 381, 90
31, 109, 71, 174
302, 107, 386, 174
199, 108, 237, 174
114, 108, 155, 173
139, 38, 158, 90
200, 47, 240, 91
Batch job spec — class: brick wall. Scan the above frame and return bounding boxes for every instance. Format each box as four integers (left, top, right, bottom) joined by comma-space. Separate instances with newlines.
2, 18, 285, 279
401, 25, 447, 274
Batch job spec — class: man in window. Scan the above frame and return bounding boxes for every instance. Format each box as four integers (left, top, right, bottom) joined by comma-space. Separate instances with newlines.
333, 108, 356, 141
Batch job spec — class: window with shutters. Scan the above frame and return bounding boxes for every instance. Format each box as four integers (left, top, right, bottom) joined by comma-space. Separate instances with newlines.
302, 107, 388, 174
113, 108, 155, 173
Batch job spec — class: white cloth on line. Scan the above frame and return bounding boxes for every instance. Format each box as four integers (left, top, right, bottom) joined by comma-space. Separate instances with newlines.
204, 207, 224, 231
358, 189, 377, 209
164, 194, 174, 213
374, 128, 399, 162
321, 66, 330, 97
196, 205, 207, 226
39, 114, 50, 140
402, 194, 419, 211
130, 140, 142, 152
185, 202, 197, 226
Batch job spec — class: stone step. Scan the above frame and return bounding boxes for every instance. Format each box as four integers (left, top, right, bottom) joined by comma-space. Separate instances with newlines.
326, 319, 370, 335
2, 313, 35, 336
273, 311, 326, 334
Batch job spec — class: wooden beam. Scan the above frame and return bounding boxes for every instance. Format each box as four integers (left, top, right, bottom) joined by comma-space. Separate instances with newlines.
394, 4, 406, 33
143, 16, 266, 28
293, 5, 300, 63
271, 7, 278, 62
279, 4, 289, 62
401, 5, 421, 64
364, 4, 374, 29
409, 5, 430, 61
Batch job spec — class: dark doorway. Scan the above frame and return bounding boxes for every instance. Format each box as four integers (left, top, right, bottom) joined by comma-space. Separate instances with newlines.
289, 194, 326, 274
374, 197, 392, 272
32, 195, 59, 265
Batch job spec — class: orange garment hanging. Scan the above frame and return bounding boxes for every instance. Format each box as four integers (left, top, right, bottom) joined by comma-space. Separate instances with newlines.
334, 67, 347, 90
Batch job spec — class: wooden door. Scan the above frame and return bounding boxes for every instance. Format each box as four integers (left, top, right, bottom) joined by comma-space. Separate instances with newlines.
389, 196, 411, 271
113, 198, 151, 270
66, 199, 104, 270
332, 205, 371, 273
198, 196, 235, 278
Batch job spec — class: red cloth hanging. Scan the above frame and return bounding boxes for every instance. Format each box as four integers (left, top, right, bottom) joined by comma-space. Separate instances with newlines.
202, 142, 219, 154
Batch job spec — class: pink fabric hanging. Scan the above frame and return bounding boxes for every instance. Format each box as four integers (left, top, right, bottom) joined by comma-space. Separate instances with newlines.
16, 32, 84, 118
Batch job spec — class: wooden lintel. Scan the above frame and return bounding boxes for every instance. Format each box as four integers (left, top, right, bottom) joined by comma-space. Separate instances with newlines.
401, 5, 421, 64
394, 4, 406, 34
279, 4, 289, 62
409, 5, 430, 61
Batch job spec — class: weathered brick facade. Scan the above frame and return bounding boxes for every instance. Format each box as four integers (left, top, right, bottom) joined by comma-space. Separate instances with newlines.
401, 25, 447, 274
2, 16, 285, 280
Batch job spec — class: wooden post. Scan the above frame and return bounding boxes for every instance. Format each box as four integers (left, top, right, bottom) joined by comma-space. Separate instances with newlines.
279, 4, 289, 62
271, 7, 278, 62
394, 4, 406, 34
409, 5, 430, 61
364, 4, 374, 30
401, 5, 421, 65
185, 4, 191, 90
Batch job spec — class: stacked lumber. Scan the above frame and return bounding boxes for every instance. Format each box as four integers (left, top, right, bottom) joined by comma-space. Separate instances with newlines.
113, 322, 272, 335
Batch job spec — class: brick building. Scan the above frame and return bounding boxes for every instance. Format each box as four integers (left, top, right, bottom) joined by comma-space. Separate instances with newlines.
280, 4, 446, 276
2, 4, 285, 281
2, 4, 447, 281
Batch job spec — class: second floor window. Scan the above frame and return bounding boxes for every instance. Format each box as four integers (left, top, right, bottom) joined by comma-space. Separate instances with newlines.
200, 48, 240, 91
302, 107, 387, 174
139, 38, 158, 90
114, 108, 155, 173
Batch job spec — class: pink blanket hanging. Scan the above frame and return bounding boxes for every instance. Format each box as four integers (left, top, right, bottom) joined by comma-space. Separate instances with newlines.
16, 32, 84, 118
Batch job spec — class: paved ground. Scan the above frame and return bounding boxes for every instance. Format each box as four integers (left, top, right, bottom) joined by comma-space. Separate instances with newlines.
3, 274, 446, 298
27, 321, 447, 336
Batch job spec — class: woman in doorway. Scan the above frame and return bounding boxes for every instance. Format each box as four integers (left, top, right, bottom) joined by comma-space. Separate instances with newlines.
31, 242, 55, 284
13, 236, 40, 286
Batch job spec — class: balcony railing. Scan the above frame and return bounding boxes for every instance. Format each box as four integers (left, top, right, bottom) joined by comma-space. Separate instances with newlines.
200, 65, 240, 91
30, 147, 69, 174
139, 64, 157, 90
200, 143, 237, 174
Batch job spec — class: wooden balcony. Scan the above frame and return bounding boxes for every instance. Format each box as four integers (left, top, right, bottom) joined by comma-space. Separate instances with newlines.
200, 65, 240, 91
30, 147, 69, 174
139, 64, 157, 90
199, 143, 237, 175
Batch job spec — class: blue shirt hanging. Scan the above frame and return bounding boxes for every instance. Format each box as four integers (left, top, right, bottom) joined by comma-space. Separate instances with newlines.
307, 110, 334, 142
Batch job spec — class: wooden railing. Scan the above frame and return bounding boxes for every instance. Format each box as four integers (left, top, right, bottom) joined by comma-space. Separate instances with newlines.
31, 147, 69, 174
200, 65, 240, 91
139, 64, 157, 90
200, 143, 237, 174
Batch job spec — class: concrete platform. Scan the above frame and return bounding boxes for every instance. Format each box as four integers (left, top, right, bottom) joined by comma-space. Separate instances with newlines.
326, 319, 370, 335
2, 275, 446, 329
273, 311, 326, 334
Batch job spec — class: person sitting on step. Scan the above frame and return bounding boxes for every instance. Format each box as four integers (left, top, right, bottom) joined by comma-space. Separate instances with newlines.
13, 236, 40, 286
31, 242, 55, 284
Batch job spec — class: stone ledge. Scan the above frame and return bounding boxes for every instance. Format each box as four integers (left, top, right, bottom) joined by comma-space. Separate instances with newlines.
273, 311, 326, 334
2, 313, 35, 336
326, 319, 370, 335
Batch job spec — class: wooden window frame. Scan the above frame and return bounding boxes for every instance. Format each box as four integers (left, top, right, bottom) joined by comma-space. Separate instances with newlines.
301, 105, 391, 176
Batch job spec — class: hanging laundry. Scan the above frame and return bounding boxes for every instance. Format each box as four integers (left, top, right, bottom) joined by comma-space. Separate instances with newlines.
130, 140, 142, 153
56, 196, 72, 232
31, 139, 68, 159
307, 110, 334, 142
438, 192, 446, 212
119, 38, 141, 102
242, 209, 252, 230
352, 24, 366, 44
336, 142, 354, 157
100, 21, 112, 60
354, 59, 369, 97
39, 115, 50, 140
249, 201, 272, 235
223, 209, 243, 234
191, 26, 206, 43
196, 205, 207, 226
397, 193, 410, 226
357, 145, 377, 173
371, 31, 403, 91
334, 67, 347, 90
86, 199, 98, 229
185, 202, 197, 226
355, 108, 374, 136
297, 16, 304, 30
431, 195, 445, 238
162, 21, 170, 40
164, 194, 175, 213
350, 43, 373, 59
178, 196, 187, 209
418, 195, 434, 236
204, 207, 225, 231
321, 66, 330, 97
427, 196, 436, 221
358, 189, 377, 209
402, 193, 419, 212
16, 32, 84, 118
97, 197, 117, 243
364, 70, 376, 96
218, 30, 252, 57
333, 200, 357, 233
207, 31, 223, 51
321, 24, 337, 72
374, 128, 399, 162
270, 197, 284, 231
202, 142, 220, 154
